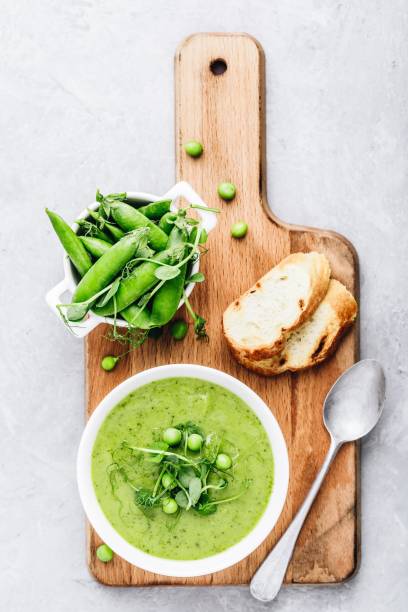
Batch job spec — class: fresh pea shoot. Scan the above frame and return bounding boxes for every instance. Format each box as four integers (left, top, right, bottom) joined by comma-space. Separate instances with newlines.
109, 422, 247, 519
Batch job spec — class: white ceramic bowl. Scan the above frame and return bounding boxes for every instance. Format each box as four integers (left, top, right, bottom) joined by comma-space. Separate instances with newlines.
77, 364, 289, 577
46, 182, 217, 337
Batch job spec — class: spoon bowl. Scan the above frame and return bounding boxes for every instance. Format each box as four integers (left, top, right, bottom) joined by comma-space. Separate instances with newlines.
323, 359, 386, 444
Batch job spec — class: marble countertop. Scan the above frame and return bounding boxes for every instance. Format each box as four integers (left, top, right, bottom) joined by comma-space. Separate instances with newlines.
2, 1, 407, 610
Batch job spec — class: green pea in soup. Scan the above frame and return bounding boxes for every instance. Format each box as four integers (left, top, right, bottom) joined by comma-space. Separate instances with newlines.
92, 378, 274, 560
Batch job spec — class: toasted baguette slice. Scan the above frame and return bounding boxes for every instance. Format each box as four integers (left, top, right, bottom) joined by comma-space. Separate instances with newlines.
234, 279, 357, 376
223, 252, 331, 360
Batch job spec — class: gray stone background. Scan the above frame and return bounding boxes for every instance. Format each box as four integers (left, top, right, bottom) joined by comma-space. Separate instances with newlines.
1, 1, 407, 610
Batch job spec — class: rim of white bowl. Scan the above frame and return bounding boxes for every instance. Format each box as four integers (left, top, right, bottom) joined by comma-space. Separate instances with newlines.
77, 364, 289, 578
64, 191, 199, 328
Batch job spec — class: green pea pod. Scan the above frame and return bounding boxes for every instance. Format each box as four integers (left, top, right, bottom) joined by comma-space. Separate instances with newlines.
158, 212, 177, 235
150, 263, 187, 326
111, 202, 168, 251
149, 226, 188, 325
138, 200, 171, 220
190, 226, 208, 244
94, 247, 183, 316
121, 304, 152, 329
79, 236, 112, 259
46, 209, 92, 277
73, 232, 142, 304
76, 219, 114, 243
88, 209, 125, 241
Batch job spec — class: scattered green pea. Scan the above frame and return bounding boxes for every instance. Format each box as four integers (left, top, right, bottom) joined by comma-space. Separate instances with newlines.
184, 140, 203, 158
101, 355, 119, 371
162, 427, 182, 446
217, 182, 236, 201
215, 453, 232, 470
231, 221, 248, 239
187, 433, 203, 451
96, 543, 114, 562
162, 497, 178, 514
162, 472, 176, 490
170, 319, 188, 340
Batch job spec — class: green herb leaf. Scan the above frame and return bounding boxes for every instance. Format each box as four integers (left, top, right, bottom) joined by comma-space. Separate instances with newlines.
195, 493, 217, 516
134, 488, 159, 508
154, 266, 180, 281
178, 467, 196, 488
186, 272, 205, 284
66, 302, 89, 322
189, 477, 202, 506
175, 490, 189, 509
96, 278, 121, 307
204, 432, 222, 463
148, 441, 169, 463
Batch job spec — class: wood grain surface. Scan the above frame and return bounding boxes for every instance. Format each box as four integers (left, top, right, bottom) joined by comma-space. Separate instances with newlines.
85, 33, 359, 586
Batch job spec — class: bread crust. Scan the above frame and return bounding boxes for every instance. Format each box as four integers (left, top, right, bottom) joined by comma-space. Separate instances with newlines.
231, 279, 357, 376
223, 252, 331, 360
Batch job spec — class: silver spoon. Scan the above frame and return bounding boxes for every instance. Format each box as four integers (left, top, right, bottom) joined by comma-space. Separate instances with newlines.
250, 359, 386, 602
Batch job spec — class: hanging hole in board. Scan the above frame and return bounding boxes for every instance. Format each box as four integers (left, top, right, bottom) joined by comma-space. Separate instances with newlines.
210, 59, 227, 76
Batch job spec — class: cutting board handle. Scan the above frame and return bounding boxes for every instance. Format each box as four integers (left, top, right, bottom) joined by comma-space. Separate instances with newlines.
175, 33, 269, 214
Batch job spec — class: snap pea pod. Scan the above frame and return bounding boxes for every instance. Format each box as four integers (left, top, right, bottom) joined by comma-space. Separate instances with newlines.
121, 304, 152, 329
76, 219, 114, 244
73, 232, 142, 304
111, 202, 168, 251
158, 212, 177, 235
79, 236, 112, 259
45, 209, 92, 277
94, 246, 184, 316
121, 227, 186, 328
138, 200, 171, 220
190, 226, 208, 244
87, 209, 125, 241
150, 228, 188, 326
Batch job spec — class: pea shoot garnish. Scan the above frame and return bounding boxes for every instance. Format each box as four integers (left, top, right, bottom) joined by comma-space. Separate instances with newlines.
107, 422, 249, 517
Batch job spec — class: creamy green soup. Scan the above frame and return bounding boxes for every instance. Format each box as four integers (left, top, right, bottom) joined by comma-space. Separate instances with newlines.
92, 377, 274, 560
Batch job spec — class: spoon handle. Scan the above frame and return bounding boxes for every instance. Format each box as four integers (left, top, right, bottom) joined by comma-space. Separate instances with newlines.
250, 439, 340, 602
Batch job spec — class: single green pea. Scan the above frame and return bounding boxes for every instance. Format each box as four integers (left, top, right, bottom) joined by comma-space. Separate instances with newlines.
170, 319, 188, 340
215, 453, 232, 470
162, 427, 182, 446
231, 221, 248, 239
162, 472, 176, 490
184, 140, 203, 158
187, 433, 203, 451
162, 497, 178, 514
217, 182, 236, 201
96, 543, 114, 563
101, 355, 120, 371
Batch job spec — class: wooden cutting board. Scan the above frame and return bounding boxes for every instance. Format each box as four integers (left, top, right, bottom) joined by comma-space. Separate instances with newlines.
85, 33, 359, 586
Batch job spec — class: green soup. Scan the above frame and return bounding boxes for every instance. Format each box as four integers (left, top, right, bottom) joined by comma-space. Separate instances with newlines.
92, 377, 274, 560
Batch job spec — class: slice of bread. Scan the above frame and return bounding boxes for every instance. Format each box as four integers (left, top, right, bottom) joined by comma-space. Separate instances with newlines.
234, 279, 357, 376
223, 252, 331, 360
